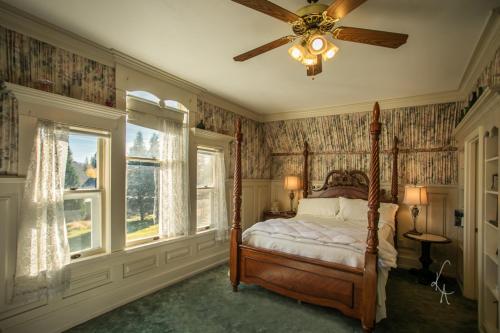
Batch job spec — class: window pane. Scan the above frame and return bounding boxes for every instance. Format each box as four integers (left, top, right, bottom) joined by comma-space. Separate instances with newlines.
65, 133, 99, 190
126, 160, 159, 241
197, 190, 212, 229
164, 99, 188, 112
64, 198, 93, 253
126, 123, 161, 159
127, 91, 160, 104
197, 151, 215, 187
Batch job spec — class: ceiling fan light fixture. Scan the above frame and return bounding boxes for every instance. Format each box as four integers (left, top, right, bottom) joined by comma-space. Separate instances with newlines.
301, 54, 318, 66
307, 34, 327, 55
288, 44, 306, 62
322, 42, 339, 61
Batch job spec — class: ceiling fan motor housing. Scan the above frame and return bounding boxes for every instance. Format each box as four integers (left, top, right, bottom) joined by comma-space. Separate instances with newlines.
293, 4, 336, 36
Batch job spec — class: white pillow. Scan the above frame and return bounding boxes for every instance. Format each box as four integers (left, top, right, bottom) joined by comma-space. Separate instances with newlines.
339, 197, 368, 220
339, 197, 399, 230
379, 202, 399, 231
296, 198, 340, 217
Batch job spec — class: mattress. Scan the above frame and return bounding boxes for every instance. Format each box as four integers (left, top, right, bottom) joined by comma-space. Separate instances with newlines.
241, 214, 398, 322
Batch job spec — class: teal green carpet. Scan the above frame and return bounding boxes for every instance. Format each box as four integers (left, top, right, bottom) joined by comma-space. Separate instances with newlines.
66, 265, 477, 333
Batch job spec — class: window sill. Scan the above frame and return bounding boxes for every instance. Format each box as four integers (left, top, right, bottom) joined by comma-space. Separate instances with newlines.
68, 249, 109, 267
66, 230, 220, 269
196, 227, 214, 234
124, 229, 217, 253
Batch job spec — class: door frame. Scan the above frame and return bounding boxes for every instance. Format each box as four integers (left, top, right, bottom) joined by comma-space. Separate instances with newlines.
462, 127, 484, 299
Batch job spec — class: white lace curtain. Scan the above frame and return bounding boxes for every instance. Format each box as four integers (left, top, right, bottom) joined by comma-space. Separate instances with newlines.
214, 151, 228, 241
0, 82, 19, 175
13, 120, 70, 303
158, 117, 188, 238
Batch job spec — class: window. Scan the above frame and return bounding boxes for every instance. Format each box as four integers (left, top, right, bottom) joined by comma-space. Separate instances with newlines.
197, 148, 217, 231
126, 91, 189, 244
63, 131, 106, 256
126, 123, 161, 242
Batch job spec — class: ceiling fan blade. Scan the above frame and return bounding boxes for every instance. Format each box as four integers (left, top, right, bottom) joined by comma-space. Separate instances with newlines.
234, 36, 293, 62
332, 26, 408, 48
231, 0, 299, 23
325, 0, 367, 20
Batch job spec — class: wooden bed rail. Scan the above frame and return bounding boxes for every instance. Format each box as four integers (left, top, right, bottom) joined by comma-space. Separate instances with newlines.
230, 118, 243, 292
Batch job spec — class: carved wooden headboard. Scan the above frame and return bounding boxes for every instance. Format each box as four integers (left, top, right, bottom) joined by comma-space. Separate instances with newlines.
303, 136, 399, 204
308, 169, 391, 202
308, 170, 369, 199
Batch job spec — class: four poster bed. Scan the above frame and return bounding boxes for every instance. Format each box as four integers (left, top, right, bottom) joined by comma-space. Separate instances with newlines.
229, 102, 400, 333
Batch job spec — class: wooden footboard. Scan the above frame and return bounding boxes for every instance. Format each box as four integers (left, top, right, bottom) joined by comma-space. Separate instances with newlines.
239, 245, 364, 319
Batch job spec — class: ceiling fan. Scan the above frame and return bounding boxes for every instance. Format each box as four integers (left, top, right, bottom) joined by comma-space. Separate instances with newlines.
232, 0, 408, 77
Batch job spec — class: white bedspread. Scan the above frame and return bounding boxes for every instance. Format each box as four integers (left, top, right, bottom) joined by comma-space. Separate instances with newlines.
242, 214, 398, 322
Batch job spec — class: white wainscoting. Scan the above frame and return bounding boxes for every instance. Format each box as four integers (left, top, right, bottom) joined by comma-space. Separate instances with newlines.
0, 177, 271, 333
227, 179, 272, 230
271, 180, 460, 277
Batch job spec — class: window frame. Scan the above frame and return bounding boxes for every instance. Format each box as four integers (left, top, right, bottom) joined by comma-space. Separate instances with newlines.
63, 128, 108, 260
196, 146, 219, 233
125, 94, 189, 247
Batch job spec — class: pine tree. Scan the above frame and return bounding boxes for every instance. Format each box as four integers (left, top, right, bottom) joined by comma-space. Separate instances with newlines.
65, 147, 80, 189
129, 131, 147, 157
127, 131, 156, 223
149, 133, 160, 158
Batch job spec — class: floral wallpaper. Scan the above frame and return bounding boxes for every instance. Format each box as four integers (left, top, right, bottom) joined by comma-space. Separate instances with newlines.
0, 26, 115, 107
196, 99, 270, 179
265, 102, 462, 185
0, 85, 18, 175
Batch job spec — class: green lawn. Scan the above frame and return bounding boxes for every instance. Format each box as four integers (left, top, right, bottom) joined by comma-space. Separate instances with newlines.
66, 215, 159, 252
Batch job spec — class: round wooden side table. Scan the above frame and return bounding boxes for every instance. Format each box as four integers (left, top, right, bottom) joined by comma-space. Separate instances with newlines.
403, 232, 451, 285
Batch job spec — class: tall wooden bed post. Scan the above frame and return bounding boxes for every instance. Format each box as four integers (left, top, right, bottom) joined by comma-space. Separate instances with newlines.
362, 102, 382, 333
230, 118, 243, 292
391, 136, 399, 247
303, 141, 309, 199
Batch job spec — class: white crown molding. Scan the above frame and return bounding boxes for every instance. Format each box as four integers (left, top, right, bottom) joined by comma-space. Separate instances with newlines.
111, 49, 205, 95
263, 90, 462, 122
0, 1, 113, 66
191, 128, 234, 143
112, 50, 263, 122
457, 7, 500, 96
196, 92, 263, 122
6, 83, 126, 120
453, 87, 500, 140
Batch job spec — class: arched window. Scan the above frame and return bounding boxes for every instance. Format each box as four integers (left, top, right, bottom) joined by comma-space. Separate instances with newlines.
127, 91, 160, 104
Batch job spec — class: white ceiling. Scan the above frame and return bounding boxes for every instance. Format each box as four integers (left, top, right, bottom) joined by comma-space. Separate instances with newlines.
4, 0, 500, 114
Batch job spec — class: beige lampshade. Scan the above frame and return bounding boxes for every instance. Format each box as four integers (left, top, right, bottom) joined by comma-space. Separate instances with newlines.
403, 185, 428, 206
284, 176, 301, 191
